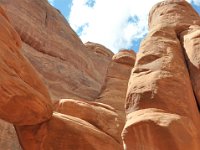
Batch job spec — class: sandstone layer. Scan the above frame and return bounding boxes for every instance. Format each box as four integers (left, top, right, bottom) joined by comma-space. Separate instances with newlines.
0, 0, 113, 101
122, 1, 200, 150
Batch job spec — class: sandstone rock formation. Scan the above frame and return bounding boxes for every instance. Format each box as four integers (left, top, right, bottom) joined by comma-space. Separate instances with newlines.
0, 0, 200, 150
0, 6, 52, 125
122, 1, 200, 150
180, 25, 200, 108
96, 50, 135, 142
0, 5, 53, 149
0, 120, 21, 150
112, 49, 136, 66
0, 0, 113, 102
0, 4, 123, 149
16, 112, 122, 150
54, 99, 121, 142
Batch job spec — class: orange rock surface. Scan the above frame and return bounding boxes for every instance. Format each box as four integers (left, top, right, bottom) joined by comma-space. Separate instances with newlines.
0, 0, 200, 150
0, 0, 113, 101
96, 50, 136, 143
180, 25, 200, 108
0, 6, 52, 126
54, 99, 121, 143
112, 49, 136, 66
16, 112, 122, 150
122, 1, 200, 150
0, 5, 53, 150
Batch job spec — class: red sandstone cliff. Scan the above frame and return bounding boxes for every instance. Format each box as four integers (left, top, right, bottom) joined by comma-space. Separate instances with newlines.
0, 0, 131, 149
0, 0, 199, 150
122, 1, 200, 150
0, 0, 113, 102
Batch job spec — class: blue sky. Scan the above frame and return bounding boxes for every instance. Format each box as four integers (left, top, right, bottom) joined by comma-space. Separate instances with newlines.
48, 0, 200, 53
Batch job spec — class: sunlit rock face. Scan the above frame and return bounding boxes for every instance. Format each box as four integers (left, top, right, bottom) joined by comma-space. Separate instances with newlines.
0, 5, 53, 150
0, 4, 123, 149
0, 0, 114, 102
0, 0, 127, 149
0, 0, 200, 150
122, 1, 200, 150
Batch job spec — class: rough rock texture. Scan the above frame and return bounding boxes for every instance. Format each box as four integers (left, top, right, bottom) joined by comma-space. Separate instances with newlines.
96, 50, 136, 143
0, 5, 53, 126
0, 5, 122, 149
0, 120, 22, 150
1, 0, 200, 149
54, 99, 121, 143
96, 50, 135, 115
180, 25, 200, 108
112, 50, 136, 66
123, 108, 200, 150
122, 1, 200, 150
16, 112, 122, 150
0, 0, 127, 149
0, 0, 113, 101
0, 5, 53, 150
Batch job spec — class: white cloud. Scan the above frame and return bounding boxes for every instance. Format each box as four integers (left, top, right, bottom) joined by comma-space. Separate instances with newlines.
48, 0, 55, 5
69, 0, 198, 53
189, 0, 200, 6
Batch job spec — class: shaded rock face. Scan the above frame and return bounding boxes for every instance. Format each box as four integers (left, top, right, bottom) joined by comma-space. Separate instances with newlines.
122, 1, 200, 150
0, 0, 113, 101
0, 120, 22, 150
96, 50, 136, 142
180, 25, 200, 108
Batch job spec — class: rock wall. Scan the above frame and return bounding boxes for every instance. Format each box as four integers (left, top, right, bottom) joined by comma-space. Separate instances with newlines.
122, 1, 200, 150
0, 0, 199, 150
0, 5, 53, 149
0, 4, 124, 150
0, 0, 113, 101
96, 50, 136, 142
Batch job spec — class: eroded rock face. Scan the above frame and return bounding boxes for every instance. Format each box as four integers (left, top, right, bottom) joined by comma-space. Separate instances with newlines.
0, 5, 52, 127
1, 0, 200, 149
0, 120, 22, 150
0, 5, 52, 150
96, 50, 136, 143
149, 0, 200, 32
112, 50, 136, 66
0, 0, 113, 102
122, 1, 200, 150
0, 0, 126, 149
54, 99, 121, 143
123, 109, 200, 150
16, 112, 122, 150
180, 25, 200, 108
